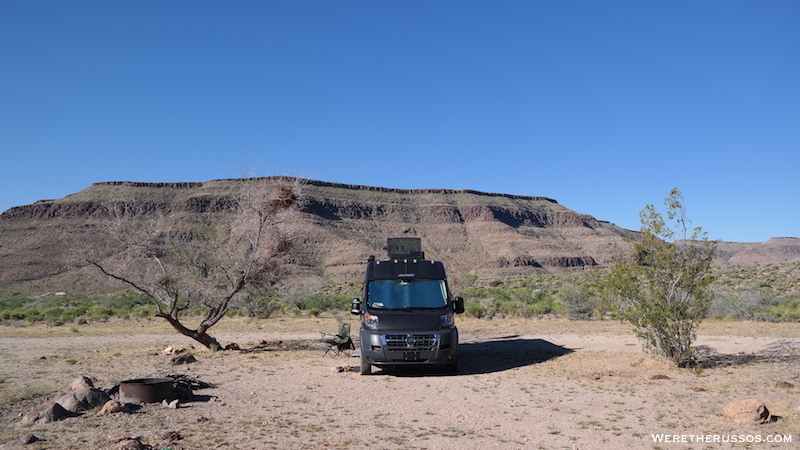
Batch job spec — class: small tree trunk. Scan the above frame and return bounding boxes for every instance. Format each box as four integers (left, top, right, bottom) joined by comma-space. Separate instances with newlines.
193, 331, 223, 350
156, 313, 223, 350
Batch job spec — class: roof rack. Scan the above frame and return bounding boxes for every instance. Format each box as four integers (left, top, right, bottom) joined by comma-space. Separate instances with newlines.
386, 238, 424, 259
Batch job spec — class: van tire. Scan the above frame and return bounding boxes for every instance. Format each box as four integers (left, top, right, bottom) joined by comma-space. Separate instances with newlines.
360, 353, 372, 375
445, 352, 459, 374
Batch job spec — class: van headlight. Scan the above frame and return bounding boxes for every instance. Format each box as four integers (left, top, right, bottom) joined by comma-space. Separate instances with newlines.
364, 313, 379, 329
440, 313, 454, 327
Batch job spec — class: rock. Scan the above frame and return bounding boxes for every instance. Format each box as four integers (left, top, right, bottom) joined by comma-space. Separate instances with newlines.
162, 431, 182, 441
21, 401, 69, 426
224, 342, 240, 350
54, 392, 81, 413
97, 400, 129, 415
18, 433, 40, 444
174, 383, 193, 401
69, 376, 94, 390
170, 354, 197, 365
156, 430, 182, 450
161, 346, 185, 355
650, 374, 671, 380
723, 399, 771, 425
161, 399, 179, 409
0, 433, 40, 447
76, 387, 110, 406
776, 381, 794, 389
156, 430, 182, 449
99, 436, 149, 450
56, 387, 111, 412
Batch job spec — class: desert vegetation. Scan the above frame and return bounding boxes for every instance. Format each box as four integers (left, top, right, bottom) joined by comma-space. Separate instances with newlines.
2, 185, 799, 336
601, 188, 717, 367
3, 262, 799, 327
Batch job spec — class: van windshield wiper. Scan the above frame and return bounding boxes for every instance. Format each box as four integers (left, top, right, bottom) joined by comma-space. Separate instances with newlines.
368, 302, 446, 311
394, 305, 443, 311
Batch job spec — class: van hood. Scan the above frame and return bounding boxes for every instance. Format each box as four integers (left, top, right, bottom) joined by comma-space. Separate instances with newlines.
367, 309, 450, 332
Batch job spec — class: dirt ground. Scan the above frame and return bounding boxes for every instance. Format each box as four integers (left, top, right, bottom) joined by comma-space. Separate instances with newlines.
0, 316, 799, 449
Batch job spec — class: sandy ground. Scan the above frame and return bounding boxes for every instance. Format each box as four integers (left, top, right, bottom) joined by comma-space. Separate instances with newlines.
0, 317, 799, 449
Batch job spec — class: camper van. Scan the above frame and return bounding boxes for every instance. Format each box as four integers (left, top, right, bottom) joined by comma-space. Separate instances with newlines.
350, 238, 465, 375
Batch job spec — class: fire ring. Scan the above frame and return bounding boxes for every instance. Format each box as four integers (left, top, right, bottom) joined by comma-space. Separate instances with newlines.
118, 377, 175, 404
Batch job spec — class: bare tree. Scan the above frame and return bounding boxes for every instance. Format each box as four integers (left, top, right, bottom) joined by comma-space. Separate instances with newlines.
85, 178, 302, 349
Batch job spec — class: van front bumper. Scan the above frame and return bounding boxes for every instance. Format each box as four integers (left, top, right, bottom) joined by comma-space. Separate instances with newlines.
359, 327, 458, 366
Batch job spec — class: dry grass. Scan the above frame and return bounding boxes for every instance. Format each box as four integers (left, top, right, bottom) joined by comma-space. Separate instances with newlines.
5, 314, 797, 338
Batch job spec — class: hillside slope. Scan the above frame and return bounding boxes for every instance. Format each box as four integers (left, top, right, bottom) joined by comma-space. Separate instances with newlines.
0, 178, 638, 294
717, 237, 800, 265
2, 178, 796, 295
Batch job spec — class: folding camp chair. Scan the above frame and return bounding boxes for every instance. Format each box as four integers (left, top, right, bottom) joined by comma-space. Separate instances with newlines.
320, 322, 355, 357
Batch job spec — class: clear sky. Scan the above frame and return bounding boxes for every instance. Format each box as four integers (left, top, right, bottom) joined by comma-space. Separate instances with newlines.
1, 1, 798, 243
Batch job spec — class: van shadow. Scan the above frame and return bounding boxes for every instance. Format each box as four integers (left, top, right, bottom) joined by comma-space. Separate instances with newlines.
458, 336, 574, 375
380, 335, 573, 377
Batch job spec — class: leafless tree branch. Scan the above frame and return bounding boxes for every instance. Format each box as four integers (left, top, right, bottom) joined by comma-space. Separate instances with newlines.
85, 177, 303, 349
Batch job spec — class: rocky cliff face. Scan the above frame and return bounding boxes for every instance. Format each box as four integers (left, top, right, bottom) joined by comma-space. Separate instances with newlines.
278, 179, 640, 279
0, 177, 634, 294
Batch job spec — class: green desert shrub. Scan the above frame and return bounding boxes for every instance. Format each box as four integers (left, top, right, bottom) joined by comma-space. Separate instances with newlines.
238, 295, 284, 318
768, 295, 800, 322
601, 189, 716, 368
464, 301, 487, 318
708, 288, 778, 321
86, 305, 114, 322
304, 293, 351, 312
559, 284, 598, 320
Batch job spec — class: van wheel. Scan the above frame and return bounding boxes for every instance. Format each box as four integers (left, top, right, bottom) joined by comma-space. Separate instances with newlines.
360, 353, 372, 375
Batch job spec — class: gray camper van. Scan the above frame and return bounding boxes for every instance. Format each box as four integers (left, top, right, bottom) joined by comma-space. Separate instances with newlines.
350, 238, 465, 375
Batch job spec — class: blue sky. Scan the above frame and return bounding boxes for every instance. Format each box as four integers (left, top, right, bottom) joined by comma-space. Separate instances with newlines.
1, 1, 798, 243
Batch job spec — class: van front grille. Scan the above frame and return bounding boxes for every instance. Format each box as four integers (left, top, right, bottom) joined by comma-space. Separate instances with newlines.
382, 333, 439, 351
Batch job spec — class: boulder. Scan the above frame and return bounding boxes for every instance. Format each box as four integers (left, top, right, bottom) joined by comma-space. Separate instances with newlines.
723, 399, 771, 425
69, 376, 94, 390
21, 401, 69, 426
56, 387, 111, 413
97, 400, 130, 415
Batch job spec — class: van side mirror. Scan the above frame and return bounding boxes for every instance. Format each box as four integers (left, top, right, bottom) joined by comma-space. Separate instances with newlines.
350, 298, 362, 315
453, 297, 465, 314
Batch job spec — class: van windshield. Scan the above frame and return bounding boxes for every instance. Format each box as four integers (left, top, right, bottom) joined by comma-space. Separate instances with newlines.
367, 279, 448, 310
